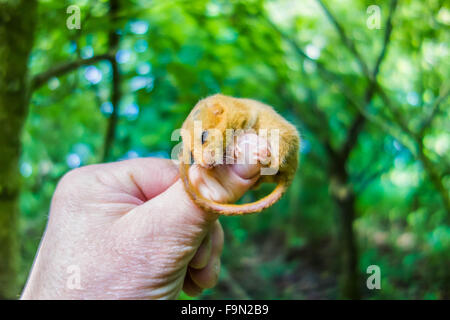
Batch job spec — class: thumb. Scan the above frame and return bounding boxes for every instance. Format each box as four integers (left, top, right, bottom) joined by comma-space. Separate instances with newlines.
129, 133, 265, 240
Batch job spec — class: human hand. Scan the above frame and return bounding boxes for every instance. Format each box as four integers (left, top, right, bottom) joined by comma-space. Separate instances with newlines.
21, 134, 266, 299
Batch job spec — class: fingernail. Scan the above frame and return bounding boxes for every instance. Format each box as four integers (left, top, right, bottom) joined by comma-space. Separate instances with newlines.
231, 163, 260, 180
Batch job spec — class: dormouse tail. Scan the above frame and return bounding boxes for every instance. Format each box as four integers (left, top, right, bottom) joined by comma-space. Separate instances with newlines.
180, 163, 287, 216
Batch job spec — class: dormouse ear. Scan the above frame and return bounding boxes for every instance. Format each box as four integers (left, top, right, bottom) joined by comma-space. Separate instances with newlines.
208, 102, 224, 116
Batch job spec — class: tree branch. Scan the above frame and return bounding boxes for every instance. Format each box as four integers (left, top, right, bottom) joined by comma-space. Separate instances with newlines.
243, 15, 338, 157
261, 13, 359, 104
377, 85, 450, 212
316, 0, 371, 78
338, 0, 398, 161
260, 2, 400, 159
30, 53, 113, 91
102, 0, 122, 162
417, 139, 450, 213
355, 158, 394, 193
261, 9, 386, 139
261, 1, 402, 142
373, 0, 398, 78
418, 84, 450, 137
278, 84, 338, 159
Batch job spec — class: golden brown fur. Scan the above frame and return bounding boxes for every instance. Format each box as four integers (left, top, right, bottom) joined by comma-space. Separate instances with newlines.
180, 94, 300, 215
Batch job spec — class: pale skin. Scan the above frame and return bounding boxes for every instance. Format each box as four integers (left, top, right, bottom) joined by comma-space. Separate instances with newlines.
21, 133, 268, 299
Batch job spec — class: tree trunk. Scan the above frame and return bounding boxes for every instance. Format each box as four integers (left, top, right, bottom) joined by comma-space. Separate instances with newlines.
329, 163, 360, 299
0, 0, 37, 299
102, 0, 121, 162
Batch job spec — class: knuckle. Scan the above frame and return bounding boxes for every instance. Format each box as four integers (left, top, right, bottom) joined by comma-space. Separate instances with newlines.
54, 165, 96, 197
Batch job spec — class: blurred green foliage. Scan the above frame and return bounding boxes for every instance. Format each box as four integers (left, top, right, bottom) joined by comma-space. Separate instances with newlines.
14, 0, 449, 299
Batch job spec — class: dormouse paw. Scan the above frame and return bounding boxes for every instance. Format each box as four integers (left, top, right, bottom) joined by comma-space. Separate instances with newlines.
234, 133, 272, 167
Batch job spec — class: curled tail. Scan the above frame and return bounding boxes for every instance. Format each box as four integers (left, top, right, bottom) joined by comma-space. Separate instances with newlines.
180, 163, 287, 216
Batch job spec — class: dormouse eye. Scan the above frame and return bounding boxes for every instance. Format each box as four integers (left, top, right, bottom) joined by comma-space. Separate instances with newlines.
201, 130, 208, 144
